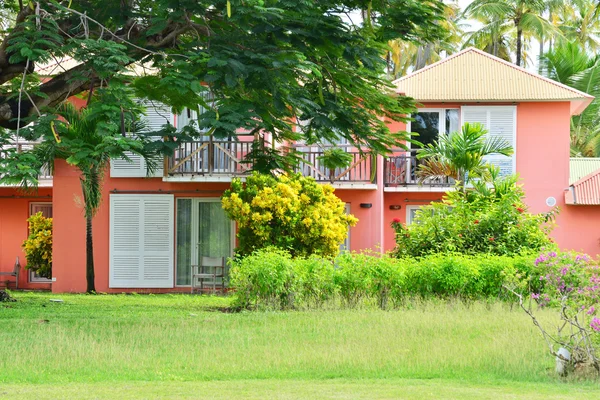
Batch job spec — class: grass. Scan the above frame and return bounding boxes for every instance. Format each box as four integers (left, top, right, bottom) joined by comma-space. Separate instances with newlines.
1, 292, 600, 399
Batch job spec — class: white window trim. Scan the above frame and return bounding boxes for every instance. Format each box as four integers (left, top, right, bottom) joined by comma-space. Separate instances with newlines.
28, 202, 53, 283
460, 105, 517, 175
175, 197, 235, 287
405, 205, 423, 225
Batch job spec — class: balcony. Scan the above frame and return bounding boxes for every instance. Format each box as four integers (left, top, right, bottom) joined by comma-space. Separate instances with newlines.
165, 139, 254, 182
384, 150, 453, 192
0, 141, 53, 187
293, 145, 376, 188
164, 141, 376, 187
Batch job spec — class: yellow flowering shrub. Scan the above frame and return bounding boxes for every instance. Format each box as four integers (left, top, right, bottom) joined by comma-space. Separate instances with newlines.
22, 212, 53, 279
222, 173, 358, 258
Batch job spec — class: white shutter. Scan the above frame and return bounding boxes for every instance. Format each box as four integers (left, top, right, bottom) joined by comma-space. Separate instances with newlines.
110, 101, 173, 178
461, 106, 516, 177
110, 194, 174, 288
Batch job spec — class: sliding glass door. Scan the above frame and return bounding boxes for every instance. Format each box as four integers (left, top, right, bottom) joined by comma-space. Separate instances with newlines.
176, 198, 232, 286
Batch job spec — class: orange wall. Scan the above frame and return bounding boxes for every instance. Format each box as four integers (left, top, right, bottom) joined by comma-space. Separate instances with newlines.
52, 160, 236, 293
0, 187, 52, 290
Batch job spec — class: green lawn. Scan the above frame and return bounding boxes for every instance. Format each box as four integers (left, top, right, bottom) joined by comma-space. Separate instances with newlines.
1, 292, 599, 399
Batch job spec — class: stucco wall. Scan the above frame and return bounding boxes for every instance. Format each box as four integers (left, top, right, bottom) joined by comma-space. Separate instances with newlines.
0, 187, 52, 290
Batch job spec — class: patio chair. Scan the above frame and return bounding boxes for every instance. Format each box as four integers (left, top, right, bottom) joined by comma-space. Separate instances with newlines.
191, 256, 226, 294
0, 257, 20, 289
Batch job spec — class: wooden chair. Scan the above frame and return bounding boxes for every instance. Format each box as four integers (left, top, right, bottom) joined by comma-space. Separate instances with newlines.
191, 256, 226, 294
0, 257, 20, 290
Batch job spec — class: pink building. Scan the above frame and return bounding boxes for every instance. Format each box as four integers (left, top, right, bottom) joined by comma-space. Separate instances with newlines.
1, 47, 599, 293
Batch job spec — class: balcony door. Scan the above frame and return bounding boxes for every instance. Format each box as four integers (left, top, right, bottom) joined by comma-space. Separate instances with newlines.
175, 198, 233, 286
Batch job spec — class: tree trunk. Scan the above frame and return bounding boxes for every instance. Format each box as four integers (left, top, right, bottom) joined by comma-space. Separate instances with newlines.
516, 23, 523, 67
81, 178, 96, 293
86, 214, 95, 293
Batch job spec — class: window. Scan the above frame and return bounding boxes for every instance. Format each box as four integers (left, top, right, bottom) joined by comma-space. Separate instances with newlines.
406, 205, 432, 225
28, 203, 53, 283
409, 109, 459, 149
461, 106, 516, 177
109, 194, 174, 288
110, 101, 172, 178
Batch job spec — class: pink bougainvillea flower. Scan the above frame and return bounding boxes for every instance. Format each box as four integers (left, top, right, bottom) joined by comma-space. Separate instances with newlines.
590, 318, 600, 332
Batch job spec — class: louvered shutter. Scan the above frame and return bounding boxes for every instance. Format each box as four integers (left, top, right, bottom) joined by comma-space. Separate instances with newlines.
110, 194, 174, 288
110, 101, 173, 178
461, 106, 516, 177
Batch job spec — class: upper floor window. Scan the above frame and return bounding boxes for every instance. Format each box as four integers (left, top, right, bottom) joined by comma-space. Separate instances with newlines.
410, 109, 459, 149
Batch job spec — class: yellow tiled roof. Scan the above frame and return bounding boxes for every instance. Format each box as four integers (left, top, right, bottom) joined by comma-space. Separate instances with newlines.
394, 47, 594, 116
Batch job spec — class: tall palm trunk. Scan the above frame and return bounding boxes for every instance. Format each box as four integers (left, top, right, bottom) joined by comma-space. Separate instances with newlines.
516, 26, 523, 66
86, 214, 95, 293
81, 176, 98, 293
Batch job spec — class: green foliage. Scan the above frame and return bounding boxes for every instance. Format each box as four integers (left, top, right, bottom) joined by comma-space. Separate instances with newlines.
416, 122, 513, 186
392, 174, 555, 258
221, 172, 357, 258
540, 41, 600, 157
317, 147, 354, 171
22, 212, 52, 279
229, 248, 538, 310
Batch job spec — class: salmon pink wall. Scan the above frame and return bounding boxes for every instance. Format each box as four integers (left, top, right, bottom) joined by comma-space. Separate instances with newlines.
0, 187, 52, 290
383, 192, 444, 251
558, 206, 600, 257
52, 160, 238, 293
335, 189, 382, 252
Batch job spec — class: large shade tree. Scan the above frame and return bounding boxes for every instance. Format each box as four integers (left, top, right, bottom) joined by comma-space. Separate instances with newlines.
0, 0, 446, 150
0, 1, 447, 291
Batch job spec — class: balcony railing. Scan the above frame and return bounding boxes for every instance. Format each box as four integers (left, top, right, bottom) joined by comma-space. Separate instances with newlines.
293, 145, 374, 184
0, 141, 52, 182
384, 150, 453, 187
166, 139, 254, 176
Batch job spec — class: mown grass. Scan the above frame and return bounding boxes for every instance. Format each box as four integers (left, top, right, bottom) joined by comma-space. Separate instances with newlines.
1, 292, 599, 399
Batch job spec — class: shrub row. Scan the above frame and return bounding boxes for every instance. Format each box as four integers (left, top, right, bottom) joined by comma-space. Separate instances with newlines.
229, 248, 537, 310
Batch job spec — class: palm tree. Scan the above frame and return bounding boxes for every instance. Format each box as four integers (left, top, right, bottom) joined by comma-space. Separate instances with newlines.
462, 16, 514, 62
539, 41, 600, 157
416, 123, 514, 190
463, 0, 559, 67
387, 1, 463, 78
558, 0, 600, 52
23, 100, 158, 292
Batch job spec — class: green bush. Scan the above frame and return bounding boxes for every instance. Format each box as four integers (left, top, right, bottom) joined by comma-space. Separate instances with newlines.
229, 248, 538, 310
229, 247, 298, 310
392, 174, 556, 258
